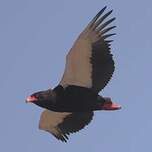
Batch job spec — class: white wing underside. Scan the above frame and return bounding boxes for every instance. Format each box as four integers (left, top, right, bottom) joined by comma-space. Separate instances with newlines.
60, 29, 99, 88
39, 110, 71, 137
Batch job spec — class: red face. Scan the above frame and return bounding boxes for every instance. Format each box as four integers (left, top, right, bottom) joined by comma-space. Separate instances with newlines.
26, 95, 38, 103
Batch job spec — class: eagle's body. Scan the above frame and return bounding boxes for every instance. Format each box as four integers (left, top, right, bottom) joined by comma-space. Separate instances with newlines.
34, 85, 105, 112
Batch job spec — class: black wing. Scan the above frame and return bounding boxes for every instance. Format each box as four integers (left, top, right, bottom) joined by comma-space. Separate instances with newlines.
60, 6, 115, 93
39, 110, 93, 142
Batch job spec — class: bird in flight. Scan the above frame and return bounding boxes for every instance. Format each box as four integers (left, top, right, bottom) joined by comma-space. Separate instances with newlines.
26, 6, 121, 142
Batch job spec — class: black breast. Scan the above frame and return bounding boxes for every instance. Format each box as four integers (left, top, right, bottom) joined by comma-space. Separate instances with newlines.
53, 85, 98, 112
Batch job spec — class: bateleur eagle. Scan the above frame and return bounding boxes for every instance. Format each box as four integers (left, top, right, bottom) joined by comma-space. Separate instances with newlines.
26, 6, 121, 142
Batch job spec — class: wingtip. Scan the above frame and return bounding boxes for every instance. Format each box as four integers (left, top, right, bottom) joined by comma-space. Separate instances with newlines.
110, 9, 113, 13
112, 17, 116, 21
107, 9, 113, 15
100, 7, 114, 15
97, 6, 107, 16
103, 6, 107, 10
103, 33, 116, 39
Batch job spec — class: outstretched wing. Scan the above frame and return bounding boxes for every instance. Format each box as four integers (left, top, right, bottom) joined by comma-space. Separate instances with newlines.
39, 110, 93, 142
60, 6, 115, 93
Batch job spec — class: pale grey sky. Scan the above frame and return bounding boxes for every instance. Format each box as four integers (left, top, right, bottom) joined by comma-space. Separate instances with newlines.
0, 0, 152, 152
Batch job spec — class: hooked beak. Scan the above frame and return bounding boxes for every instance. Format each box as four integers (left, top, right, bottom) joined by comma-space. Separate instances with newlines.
26, 96, 38, 103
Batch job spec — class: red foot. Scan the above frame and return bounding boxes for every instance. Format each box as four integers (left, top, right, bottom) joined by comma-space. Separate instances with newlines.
102, 98, 121, 110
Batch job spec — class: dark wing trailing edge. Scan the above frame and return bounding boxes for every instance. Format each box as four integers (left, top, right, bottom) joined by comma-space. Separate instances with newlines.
58, 112, 93, 142
39, 110, 93, 142
89, 7, 115, 93
60, 6, 115, 93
